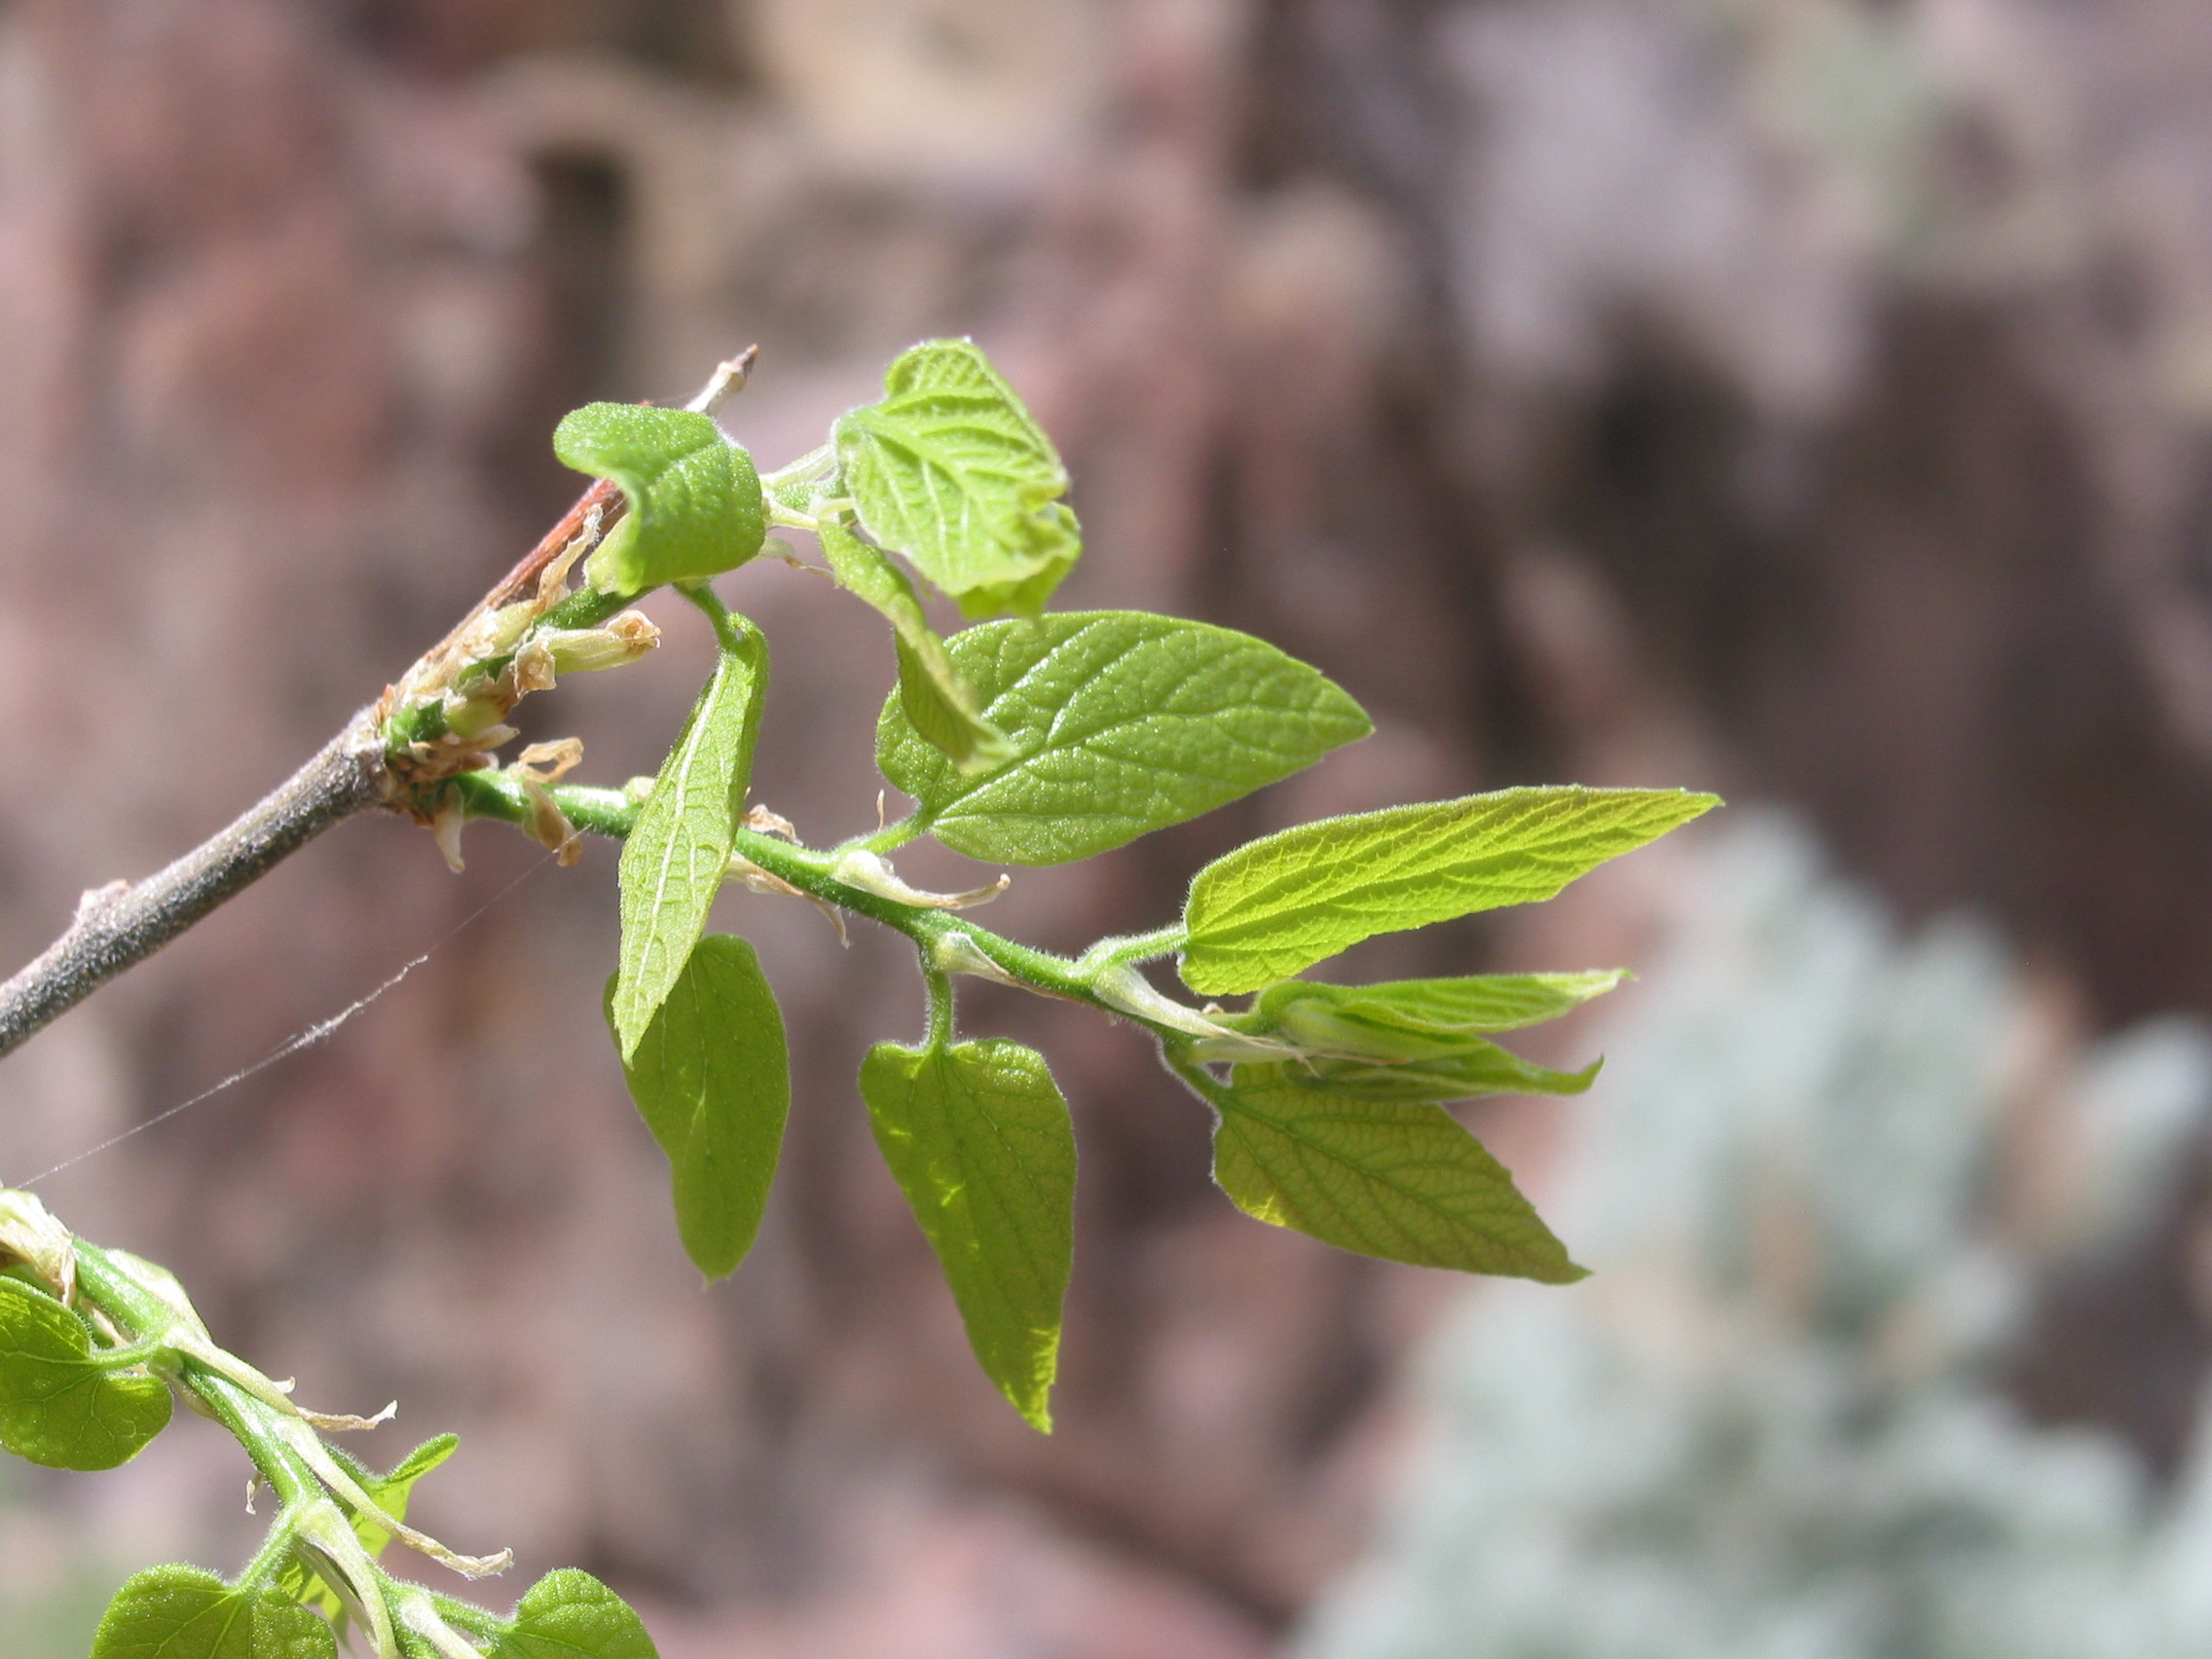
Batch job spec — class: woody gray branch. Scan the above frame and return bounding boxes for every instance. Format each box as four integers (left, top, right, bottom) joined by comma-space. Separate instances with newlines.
0, 712, 389, 1060
0, 350, 759, 1064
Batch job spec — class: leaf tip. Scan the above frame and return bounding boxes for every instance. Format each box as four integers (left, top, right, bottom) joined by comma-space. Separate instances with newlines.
1005, 1345, 1057, 1432
606, 986, 649, 1068
684, 1239, 745, 1285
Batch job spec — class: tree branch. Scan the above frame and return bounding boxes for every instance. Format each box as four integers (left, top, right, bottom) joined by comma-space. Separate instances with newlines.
0, 710, 389, 1059
0, 348, 760, 1063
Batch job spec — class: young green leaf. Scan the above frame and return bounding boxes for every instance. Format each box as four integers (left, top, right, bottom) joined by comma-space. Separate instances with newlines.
91, 1565, 335, 1659
954, 502, 1078, 621
833, 339, 1079, 617
817, 519, 1012, 774
877, 611, 1373, 865
491, 1570, 658, 1659
0, 1276, 171, 1470
353, 1433, 458, 1558
1287, 1046, 1600, 1104
1229, 970, 1628, 1042
610, 935, 791, 1279
554, 404, 766, 595
609, 615, 767, 1060
1214, 973, 1614, 1098
858, 1040, 1075, 1430
1181, 787, 1719, 995
1209, 1066, 1584, 1281
279, 1432, 462, 1621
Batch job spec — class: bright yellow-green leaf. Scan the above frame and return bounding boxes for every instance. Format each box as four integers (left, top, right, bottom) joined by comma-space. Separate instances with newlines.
1182, 787, 1719, 995
352, 1433, 457, 1557
0, 1276, 170, 1471
859, 1040, 1074, 1430
1287, 1047, 1600, 1104
1216, 972, 1618, 1100
612, 935, 790, 1279
491, 1570, 658, 1659
1212, 1067, 1583, 1281
609, 616, 766, 1060
833, 340, 1078, 617
817, 519, 1011, 774
948, 502, 1079, 623
91, 1566, 334, 1659
279, 1433, 461, 1620
1232, 971, 1628, 1041
878, 611, 1372, 865
554, 404, 766, 595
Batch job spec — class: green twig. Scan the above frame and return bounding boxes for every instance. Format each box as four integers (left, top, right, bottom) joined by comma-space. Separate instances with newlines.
923, 967, 956, 1049
447, 771, 1203, 1045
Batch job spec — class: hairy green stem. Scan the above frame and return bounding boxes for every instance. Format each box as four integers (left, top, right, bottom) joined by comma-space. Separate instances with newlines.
1161, 1040, 1228, 1109
62, 1225, 516, 1654
73, 1242, 308, 1501
923, 967, 955, 1048
447, 771, 1198, 1041
1080, 926, 1188, 971
854, 813, 927, 854
678, 576, 746, 650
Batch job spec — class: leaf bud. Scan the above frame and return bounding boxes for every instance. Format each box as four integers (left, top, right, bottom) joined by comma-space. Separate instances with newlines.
0, 1188, 76, 1303
540, 610, 661, 675
828, 848, 1008, 910
520, 778, 582, 866
440, 687, 516, 742
510, 639, 558, 695
1268, 998, 1447, 1062
454, 599, 539, 664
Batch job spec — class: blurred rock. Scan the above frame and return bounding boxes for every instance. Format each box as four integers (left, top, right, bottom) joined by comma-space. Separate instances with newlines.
1300, 816, 2212, 1659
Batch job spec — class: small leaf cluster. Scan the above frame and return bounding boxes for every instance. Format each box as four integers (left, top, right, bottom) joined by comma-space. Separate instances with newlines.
498, 339, 1719, 1428
0, 1192, 656, 1659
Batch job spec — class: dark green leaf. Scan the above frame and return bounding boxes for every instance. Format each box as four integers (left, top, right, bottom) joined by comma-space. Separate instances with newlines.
833, 340, 1078, 617
91, 1566, 334, 1659
554, 404, 766, 595
859, 1040, 1075, 1430
1211, 1066, 1583, 1281
1181, 787, 1719, 995
817, 519, 1011, 774
609, 616, 767, 1059
612, 935, 791, 1279
491, 1569, 658, 1659
0, 1276, 170, 1470
878, 611, 1373, 866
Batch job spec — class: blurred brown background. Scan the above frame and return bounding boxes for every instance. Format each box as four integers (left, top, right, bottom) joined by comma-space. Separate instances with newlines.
8, 0, 2212, 1652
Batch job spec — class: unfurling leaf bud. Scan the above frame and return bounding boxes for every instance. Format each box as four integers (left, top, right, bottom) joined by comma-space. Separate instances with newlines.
542, 610, 660, 675
521, 779, 582, 866
0, 1189, 76, 1304
511, 639, 558, 695
440, 687, 515, 742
